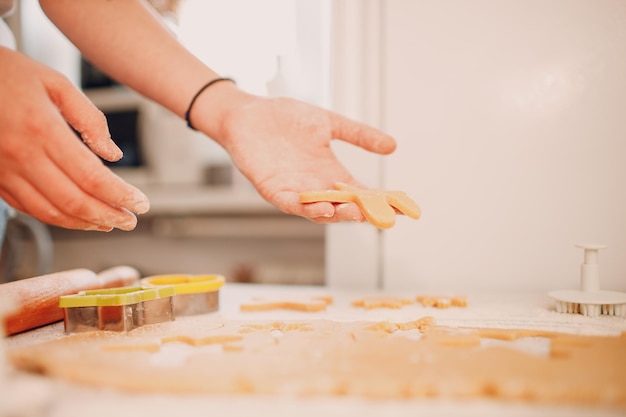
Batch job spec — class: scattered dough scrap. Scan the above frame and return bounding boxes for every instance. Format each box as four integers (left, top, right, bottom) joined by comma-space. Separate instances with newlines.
365, 317, 434, 333
352, 296, 413, 310
161, 335, 243, 346
352, 295, 467, 310
102, 344, 160, 353
239, 322, 313, 333
299, 182, 421, 229
240, 296, 332, 312
102, 334, 243, 352
417, 295, 468, 308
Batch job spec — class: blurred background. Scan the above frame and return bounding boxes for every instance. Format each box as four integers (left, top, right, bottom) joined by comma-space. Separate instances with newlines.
2, 0, 625, 295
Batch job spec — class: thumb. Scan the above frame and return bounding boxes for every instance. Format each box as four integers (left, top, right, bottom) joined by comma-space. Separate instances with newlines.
46, 74, 123, 162
329, 111, 397, 155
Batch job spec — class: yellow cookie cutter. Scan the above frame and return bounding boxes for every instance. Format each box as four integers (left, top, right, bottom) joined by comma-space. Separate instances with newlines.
59, 286, 175, 333
59, 286, 174, 307
141, 274, 225, 316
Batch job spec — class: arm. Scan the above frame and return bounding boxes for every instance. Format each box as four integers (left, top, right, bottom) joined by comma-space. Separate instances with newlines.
40, 0, 240, 139
40, 0, 397, 223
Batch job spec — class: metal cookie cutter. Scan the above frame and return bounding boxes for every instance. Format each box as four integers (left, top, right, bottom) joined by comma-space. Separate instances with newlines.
59, 286, 175, 333
140, 274, 225, 316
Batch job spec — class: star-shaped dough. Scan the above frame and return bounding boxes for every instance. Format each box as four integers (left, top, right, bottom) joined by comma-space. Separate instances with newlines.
299, 183, 421, 229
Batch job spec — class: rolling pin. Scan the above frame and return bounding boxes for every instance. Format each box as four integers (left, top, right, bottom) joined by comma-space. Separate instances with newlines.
1, 266, 140, 336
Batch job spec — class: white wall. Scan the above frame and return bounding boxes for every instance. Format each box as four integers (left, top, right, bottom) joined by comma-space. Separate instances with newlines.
329, 0, 626, 293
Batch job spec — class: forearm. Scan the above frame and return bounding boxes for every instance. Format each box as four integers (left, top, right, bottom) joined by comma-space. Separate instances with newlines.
39, 0, 253, 142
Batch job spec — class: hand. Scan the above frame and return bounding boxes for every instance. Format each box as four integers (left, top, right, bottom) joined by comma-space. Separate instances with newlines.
0, 47, 149, 231
217, 96, 397, 224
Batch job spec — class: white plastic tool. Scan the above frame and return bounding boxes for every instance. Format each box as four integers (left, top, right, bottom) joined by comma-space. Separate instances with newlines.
549, 244, 626, 317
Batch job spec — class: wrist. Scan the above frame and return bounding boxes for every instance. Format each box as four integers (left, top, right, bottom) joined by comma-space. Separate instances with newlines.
187, 80, 256, 146
185, 78, 235, 130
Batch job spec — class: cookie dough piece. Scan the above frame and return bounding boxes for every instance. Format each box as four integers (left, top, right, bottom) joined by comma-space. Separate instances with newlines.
417, 295, 468, 308
161, 335, 243, 346
102, 344, 160, 353
366, 317, 434, 333
299, 182, 421, 229
239, 322, 313, 333
352, 296, 413, 309
471, 328, 556, 341
240, 296, 332, 312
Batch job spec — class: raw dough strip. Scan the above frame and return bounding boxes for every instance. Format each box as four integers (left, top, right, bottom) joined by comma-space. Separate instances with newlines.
366, 317, 434, 333
239, 322, 314, 333
240, 296, 332, 312
102, 335, 243, 352
417, 295, 468, 308
352, 296, 413, 310
299, 182, 421, 229
161, 334, 243, 347
101, 344, 160, 353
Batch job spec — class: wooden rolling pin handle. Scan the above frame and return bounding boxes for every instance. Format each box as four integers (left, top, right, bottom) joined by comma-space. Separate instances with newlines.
2, 266, 140, 336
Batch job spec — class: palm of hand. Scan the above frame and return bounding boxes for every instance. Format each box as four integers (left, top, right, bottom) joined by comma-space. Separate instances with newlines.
219, 97, 396, 223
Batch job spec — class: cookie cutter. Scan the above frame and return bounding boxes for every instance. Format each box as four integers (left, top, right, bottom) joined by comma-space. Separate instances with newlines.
140, 274, 225, 316
59, 286, 175, 333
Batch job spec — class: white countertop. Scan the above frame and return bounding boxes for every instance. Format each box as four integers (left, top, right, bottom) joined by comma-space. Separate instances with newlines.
2, 284, 626, 417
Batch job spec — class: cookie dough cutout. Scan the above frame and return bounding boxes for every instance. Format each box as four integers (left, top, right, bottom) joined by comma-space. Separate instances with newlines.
419, 326, 483, 347
365, 317, 434, 333
417, 295, 468, 308
102, 335, 243, 353
239, 322, 313, 333
162, 334, 244, 347
299, 182, 421, 229
471, 328, 556, 341
240, 295, 332, 312
352, 296, 413, 310
102, 344, 160, 353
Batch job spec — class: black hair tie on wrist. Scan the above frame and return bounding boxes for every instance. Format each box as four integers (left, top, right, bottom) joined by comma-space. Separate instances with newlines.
185, 77, 235, 130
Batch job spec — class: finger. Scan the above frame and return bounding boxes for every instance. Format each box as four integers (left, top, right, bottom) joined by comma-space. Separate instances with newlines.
45, 72, 123, 162
334, 203, 366, 222
44, 121, 150, 215
301, 201, 335, 219
24, 157, 139, 230
276, 190, 366, 223
270, 182, 369, 222
35, 164, 137, 230
299, 201, 365, 222
329, 112, 397, 155
0, 180, 114, 231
